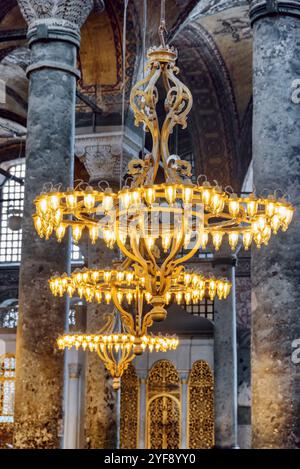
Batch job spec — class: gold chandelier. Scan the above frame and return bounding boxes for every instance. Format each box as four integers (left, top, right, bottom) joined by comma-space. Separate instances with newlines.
33, 41, 294, 317
32, 3, 294, 387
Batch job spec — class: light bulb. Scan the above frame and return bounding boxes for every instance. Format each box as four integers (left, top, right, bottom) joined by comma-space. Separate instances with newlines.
228, 232, 239, 251
247, 195, 258, 217
126, 271, 134, 284
33, 215, 43, 235
185, 292, 192, 304
89, 225, 99, 244
257, 216, 266, 231
103, 271, 112, 283
91, 271, 99, 282
243, 231, 252, 250
212, 231, 223, 251
165, 292, 171, 304
216, 282, 224, 299
223, 282, 231, 298
201, 183, 211, 205
131, 190, 141, 206
192, 290, 199, 303
120, 191, 131, 210
184, 273, 191, 286
162, 233, 172, 252
210, 191, 225, 214
95, 290, 102, 303
50, 194, 60, 210
165, 185, 177, 204
199, 231, 209, 249
117, 291, 123, 304
176, 292, 183, 304
228, 195, 240, 217
182, 186, 193, 204
84, 191, 96, 211
72, 224, 83, 243
254, 232, 262, 248
145, 292, 152, 303
105, 292, 111, 304
145, 236, 155, 251
126, 292, 133, 304
102, 193, 113, 212
265, 200, 275, 217
38, 198, 48, 215
56, 224, 66, 242
66, 192, 77, 210
116, 271, 125, 282
145, 187, 156, 204
262, 225, 271, 245
54, 209, 63, 226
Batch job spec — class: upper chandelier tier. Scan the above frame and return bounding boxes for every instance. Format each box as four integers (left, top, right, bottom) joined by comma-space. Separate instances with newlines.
33, 43, 294, 260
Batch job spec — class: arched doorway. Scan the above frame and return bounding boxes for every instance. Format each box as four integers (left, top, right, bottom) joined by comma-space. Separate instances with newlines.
146, 360, 180, 449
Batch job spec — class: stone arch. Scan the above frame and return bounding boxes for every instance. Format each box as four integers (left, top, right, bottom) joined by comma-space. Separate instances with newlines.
146, 360, 181, 449
172, 21, 241, 190
188, 359, 214, 449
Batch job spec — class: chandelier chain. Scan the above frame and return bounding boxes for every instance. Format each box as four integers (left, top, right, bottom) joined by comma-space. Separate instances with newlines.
159, 0, 167, 47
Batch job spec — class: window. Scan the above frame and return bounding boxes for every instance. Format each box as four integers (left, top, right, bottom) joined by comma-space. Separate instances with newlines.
0, 162, 83, 264
0, 354, 15, 423
0, 163, 25, 263
185, 298, 214, 321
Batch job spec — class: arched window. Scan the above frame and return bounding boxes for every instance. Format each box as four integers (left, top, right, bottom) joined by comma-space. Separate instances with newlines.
146, 360, 181, 449
0, 162, 25, 263
120, 363, 139, 449
188, 360, 214, 449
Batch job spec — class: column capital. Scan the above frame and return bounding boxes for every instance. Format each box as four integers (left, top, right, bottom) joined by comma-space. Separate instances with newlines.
17, 0, 93, 29
249, 1, 300, 25
75, 128, 142, 187
68, 363, 82, 379
27, 18, 81, 47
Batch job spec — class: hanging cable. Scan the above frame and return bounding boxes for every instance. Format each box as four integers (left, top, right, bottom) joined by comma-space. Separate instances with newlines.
141, 0, 147, 159
159, 0, 167, 47
120, 0, 129, 190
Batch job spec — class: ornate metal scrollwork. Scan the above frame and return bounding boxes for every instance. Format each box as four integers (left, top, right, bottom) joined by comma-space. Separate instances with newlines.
120, 364, 139, 449
188, 360, 214, 449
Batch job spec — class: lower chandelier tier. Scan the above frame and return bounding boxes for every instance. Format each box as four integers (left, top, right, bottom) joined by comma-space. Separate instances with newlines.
58, 332, 178, 390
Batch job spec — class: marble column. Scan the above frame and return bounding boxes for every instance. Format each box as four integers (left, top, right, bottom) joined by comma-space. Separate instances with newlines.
14, 1, 93, 448
75, 130, 141, 448
84, 239, 118, 449
250, 0, 300, 448
64, 353, 83, 449
213, 257, 238, 448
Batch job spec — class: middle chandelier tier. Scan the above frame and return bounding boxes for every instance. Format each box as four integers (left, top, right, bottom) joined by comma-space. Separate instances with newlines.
49, 266, 231, 335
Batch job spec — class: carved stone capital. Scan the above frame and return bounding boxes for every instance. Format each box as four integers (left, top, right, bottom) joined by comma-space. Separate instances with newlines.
75, 128, 142, 187
68, 363, 82, 379
17, 0, 93, 28
249, 1, 300, 25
